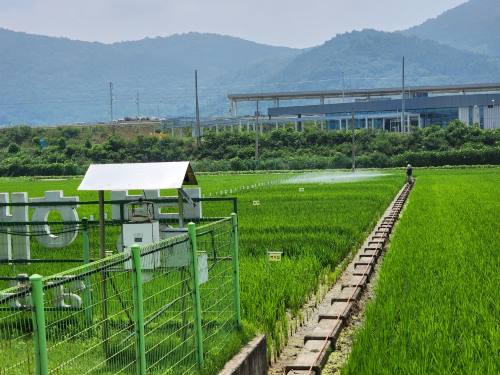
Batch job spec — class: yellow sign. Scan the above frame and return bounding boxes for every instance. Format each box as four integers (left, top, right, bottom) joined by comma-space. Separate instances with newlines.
268, 251, 283, 262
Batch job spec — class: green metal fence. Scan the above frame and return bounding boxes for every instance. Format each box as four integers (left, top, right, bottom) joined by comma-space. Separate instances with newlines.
0, 221, 119, 285
0, 280, 36, 374
0, 215, 241, 375
0, 195, 238, 289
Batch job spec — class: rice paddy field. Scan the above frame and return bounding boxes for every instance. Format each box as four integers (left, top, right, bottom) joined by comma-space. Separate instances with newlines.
0, 170, 403, 369
342, 168, 500, 375
2, 167, 499, 373
233, 172, 402, 357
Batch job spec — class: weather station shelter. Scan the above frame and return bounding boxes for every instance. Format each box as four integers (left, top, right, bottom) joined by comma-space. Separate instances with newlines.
0, 161, 242, 374
78, 161, 199, 260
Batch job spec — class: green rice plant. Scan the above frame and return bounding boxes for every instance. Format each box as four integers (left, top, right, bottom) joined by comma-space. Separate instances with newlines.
343, 168, 500, 375
227, 175, 402, 357
0, 171, 403, 372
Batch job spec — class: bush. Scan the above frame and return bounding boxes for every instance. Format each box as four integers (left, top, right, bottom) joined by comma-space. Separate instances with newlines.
1, 120, 500, 176
391, 148, 500, 167
7, 143, 20, 154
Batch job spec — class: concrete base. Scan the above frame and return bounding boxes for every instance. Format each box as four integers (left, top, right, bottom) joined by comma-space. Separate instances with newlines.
360, 250, 380, 258
342, 275, 368, 289
353, 264, 373, 276
285, 339, 330, 374
319, 301, 355, 321
354, 257, 376, 267
332, 286, 362, 302
304, 318, 343, 343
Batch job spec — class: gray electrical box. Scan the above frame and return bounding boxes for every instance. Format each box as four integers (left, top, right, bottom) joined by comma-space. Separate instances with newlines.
123, 221, 161, 270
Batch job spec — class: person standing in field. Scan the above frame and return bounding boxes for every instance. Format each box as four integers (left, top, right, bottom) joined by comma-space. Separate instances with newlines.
406, 163, 413, 184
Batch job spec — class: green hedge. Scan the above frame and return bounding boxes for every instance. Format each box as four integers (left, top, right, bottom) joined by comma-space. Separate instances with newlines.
1, 121, 500, 176
0, 148, 499, 176
391, 148, 500, 167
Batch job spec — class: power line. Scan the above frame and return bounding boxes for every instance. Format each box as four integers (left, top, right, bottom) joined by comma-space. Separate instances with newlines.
109, 82, 114, 124
342, 72, 345, 103
136, 91, 140, 118
255, 100, 260, 162
401, 56, 405, 133
195, 70, 201, 146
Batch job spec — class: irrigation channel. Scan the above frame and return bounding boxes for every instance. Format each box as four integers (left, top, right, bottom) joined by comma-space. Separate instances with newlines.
269, 180, 414, 375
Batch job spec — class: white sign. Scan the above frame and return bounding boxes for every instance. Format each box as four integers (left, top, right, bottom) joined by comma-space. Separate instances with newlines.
0, 193, 29, 260
0, 191, 79, 261
1, 274, 85, 309
30, 191, 80, 248
0, 188, 202, 261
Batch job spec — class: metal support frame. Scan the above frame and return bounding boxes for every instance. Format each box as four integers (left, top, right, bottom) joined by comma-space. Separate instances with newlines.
230, 213, 241, 326
131, 245, 147, 375
98, 190, 110, 357
351, 111, 356, 171
81, 218, 93, 325
30, 274, 49, 375
255, 100, 260, 163
188, 222, 204, 368
177, 189, 185, 227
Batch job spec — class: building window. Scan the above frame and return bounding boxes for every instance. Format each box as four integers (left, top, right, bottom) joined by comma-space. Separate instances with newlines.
421, 107, 459, 127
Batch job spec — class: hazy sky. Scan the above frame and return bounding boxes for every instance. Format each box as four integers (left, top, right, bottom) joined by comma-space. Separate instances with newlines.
1, 0, 467, 48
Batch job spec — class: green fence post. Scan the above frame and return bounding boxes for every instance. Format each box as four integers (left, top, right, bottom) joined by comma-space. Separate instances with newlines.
30, 274, 49, 375
230, 213, 241, 326
81, 218, 93, 326
131, 245, 147, 375
188, 222, 204, 368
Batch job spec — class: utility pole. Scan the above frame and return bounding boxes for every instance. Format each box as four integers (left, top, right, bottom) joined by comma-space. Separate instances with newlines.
351, 110, 356, 172
255, 100, 260, 163
342, 72, 346, 103
109, 82, 114, 124
401, 56, 405, 133
195, 70, 201, 146
136, 91, 140, 119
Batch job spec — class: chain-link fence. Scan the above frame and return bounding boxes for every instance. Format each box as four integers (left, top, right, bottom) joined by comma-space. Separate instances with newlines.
0, 215, 240, 375
0, 221, 119, 290
196, 219, 240, 359
0, 281, 35, 375
0, 194, 237, 285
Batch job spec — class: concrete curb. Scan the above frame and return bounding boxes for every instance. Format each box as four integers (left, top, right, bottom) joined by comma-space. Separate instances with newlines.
218, 335, 267, 375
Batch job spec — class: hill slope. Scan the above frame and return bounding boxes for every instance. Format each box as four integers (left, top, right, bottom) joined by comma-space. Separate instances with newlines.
0, 29, 299, 124
2, 21, 500, 124
404, 0, 500, 57
264, 30, 500, 91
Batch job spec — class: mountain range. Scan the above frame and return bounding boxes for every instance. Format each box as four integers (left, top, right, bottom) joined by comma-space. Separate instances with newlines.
0, 0, 499, 125
405, 0, 500, 57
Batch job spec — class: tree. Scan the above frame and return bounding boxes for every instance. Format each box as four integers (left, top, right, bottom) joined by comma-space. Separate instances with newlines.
57, 137, 66, 149
7, 143, 20, 154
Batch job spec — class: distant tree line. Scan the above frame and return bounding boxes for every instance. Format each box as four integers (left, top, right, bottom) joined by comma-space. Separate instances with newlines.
0, 120, 499, 176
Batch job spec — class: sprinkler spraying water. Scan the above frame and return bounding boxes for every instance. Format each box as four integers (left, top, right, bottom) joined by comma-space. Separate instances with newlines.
285, 171, 390, 184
